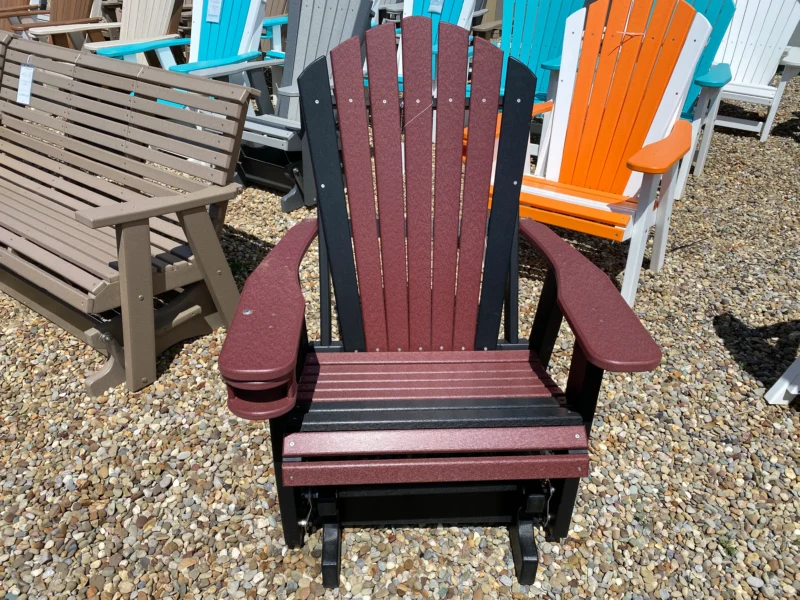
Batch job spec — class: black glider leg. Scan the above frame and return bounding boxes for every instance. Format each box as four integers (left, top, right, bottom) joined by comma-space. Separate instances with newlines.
321, 521, 341, 588
510, 508, 539, 585
546, 477, 580, 542
269, 418, 304, 548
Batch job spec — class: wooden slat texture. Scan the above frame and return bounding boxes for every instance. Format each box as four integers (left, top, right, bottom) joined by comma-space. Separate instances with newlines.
430, 23, 469, 351
452, 38, 503, 352
284, 425, 589, 457
401, 17, 434, 352
366, 23, 410, 352
283, 454, 589, 486
330, 36, 389, 352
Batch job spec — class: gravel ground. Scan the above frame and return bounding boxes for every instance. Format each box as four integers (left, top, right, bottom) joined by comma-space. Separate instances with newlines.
1, 79, 799, 600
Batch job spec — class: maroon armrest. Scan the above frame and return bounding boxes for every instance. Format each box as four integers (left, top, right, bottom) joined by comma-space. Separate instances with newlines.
218, 218, 318, 420
520, 219, 661, 372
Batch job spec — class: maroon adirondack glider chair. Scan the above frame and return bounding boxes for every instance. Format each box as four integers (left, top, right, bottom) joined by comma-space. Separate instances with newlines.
219, 18, 661, 588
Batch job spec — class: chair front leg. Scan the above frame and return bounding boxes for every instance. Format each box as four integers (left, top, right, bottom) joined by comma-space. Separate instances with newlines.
650, 162, 680, 273
694, 87, 723, 176
620, 173, 659, 306
116, 219, 157, 391
761, 64, 800, 142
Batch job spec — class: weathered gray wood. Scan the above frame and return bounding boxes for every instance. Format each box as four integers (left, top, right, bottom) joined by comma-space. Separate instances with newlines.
116, 220, 157, 391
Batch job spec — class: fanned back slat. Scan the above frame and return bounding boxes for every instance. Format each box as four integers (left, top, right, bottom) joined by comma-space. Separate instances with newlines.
401, 17, 434, 352
330, 36, 389, 352
51, 0, 95, 22
365, 24, 410, 352
452, 38, 503, 352
430, 24, 469, 351
683, 0, 734, 113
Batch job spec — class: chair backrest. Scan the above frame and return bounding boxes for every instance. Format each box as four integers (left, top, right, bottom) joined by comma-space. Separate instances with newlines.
0, 1, 32, 34
50, 0, 96, 22
189, 0, 265, 63
119, 0, 182, 42
277, 0, 371, 121
714, 0, 800, 87
299, 19, 535, 352
544, 0, 710, 197
499, 0, 585, 99
682, 0, 735, 115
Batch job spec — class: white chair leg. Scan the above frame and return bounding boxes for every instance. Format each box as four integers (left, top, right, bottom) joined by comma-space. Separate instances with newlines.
694, 89, 723, 176
651, 163, 679, 272
620, 174, 660, 306
761, 66, 799, 142
765, 358, 800, 405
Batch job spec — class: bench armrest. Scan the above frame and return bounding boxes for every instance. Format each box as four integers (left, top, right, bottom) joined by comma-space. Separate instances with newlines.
12, 17, 102, 32
627, 120, 691, 174
694, 62, 731, 88
219, 218, 319, 419
74, 184, 241, 228
520, 219, 661, 372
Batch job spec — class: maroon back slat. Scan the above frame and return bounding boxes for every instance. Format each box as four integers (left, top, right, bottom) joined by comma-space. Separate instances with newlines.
366, 24, 410, 352
400, 17, 434, 351
452, 38, 503, 351
430, 24, 469, 351
330, 37, 389, 351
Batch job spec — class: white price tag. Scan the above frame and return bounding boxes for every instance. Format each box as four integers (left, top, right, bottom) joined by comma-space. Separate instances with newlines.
16, 63, 34, 105
206, 0, 222, 23
428, 0, 444, 13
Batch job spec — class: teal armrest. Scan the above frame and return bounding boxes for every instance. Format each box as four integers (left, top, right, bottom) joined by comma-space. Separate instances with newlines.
169, 50, 263, 74
542, 56, 561, 71
263, 15, 288, 27
266, 50, 285, 59
694, 63, 731, 88
96, 37, 189, 58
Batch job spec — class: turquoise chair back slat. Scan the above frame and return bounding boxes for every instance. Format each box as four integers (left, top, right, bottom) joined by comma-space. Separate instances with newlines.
683, 0, 735, 115
412, 0, 466, 48
199, 0, 255, 61
499, 0, 584, 98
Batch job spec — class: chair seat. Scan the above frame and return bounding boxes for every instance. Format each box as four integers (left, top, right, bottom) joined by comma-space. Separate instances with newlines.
0, 164, 199, 313
288, 349, 581, 432
721, 82, 777, 103
519, 176, 637, 242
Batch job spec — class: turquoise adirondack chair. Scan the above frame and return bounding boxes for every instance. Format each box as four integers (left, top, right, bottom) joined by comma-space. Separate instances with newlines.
673, 0, 736, 199
95, 0, 266, 76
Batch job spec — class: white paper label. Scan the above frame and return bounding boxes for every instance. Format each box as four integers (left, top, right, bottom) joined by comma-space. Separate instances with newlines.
16, 64, 34, 105
207, 0, 222, 23
428, 0, 444, 13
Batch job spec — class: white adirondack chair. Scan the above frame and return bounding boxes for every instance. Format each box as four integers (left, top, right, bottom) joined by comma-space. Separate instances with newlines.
766, 358, 800, 405
697, 0, 800, 165
28, 0, 180, 60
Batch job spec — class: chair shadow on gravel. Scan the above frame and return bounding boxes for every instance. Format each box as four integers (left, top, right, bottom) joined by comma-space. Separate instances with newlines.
149, 226, 275, 383
713, 314, 800, 401
771, 111, 800, 144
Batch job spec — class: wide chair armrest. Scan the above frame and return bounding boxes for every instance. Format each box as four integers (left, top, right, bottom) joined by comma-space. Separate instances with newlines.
95, 35, 189, 58
627, 120, 692, 174
85, 33, 179, 53
782, 46, 800, 68
472, 19, 501, 36
694, 62, 731, 88
521, 219, 661, 372
542, 56, 561, 71
170, 50, 263, 74
191, 58, 283, 79
263, 15, 288, 27
13, 17, 103, 32
0, 8, 47, 18
74, 184, 241, 228
29, 20, 121, 38
218, 218, 319, 420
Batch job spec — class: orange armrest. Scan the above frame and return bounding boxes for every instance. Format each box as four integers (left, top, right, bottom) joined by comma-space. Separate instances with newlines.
12, 17, 103, 31
626, 120, 692, 174
520, 219, 661, 372
531, 100, 553, 117
218, 218, 318, 420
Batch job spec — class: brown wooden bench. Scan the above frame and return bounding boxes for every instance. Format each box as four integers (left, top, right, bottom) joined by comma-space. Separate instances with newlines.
0, 32, 255, 395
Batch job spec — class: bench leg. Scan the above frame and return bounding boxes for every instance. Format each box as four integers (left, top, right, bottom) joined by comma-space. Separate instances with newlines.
321, 520, 341, 589
84, 338, 126, 396
116, 220, 157, 391
510, 508, 539, 585
178, 206, 239, 327
269, 418, 305, 548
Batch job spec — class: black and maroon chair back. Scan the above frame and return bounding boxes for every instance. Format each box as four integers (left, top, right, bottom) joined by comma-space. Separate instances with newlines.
219, 18, 661, 589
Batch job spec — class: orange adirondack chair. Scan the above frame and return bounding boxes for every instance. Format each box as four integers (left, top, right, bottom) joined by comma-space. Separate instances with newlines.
516, 0, 710, 306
